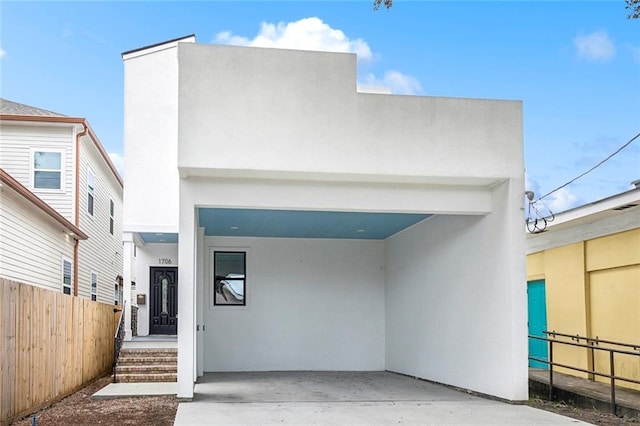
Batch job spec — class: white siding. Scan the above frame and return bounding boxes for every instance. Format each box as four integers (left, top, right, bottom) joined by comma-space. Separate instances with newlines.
0, 123, 75, 221
0, 185, 75, 292
76, 135, 123, 302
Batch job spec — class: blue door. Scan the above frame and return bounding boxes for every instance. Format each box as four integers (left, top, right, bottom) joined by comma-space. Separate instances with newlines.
528, 280, 548, 369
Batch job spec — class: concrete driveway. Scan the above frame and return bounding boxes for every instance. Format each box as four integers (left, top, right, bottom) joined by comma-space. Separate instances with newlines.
174, 371, 586, 425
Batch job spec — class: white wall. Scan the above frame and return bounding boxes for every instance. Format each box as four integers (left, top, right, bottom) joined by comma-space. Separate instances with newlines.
177, 44, 522, 183
203, 236, 385, 372
384, 179, 528, 401
77, 135, 123, 302
0, 184, 75, 291
122, 39, 187, 234
134, 242, 179, 336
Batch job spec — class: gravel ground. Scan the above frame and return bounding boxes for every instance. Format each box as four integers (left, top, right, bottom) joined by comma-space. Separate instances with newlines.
526, 397, 638, 425
10, 376, 638, 425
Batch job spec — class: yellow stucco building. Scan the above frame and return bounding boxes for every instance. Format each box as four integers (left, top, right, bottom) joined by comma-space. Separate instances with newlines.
526, 187, 640, 390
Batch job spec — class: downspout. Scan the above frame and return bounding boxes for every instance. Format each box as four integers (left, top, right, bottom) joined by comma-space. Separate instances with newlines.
74, 122, 89, 296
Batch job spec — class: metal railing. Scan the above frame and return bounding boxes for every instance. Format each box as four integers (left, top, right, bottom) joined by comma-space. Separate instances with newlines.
529, 330, 640, 415
113, 300, 126, 383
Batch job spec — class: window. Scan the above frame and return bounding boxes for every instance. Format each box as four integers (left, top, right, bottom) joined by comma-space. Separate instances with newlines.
109, 199, 115, 235
62, 259, 72, 295
87, 168, 95, 216
32, 150, 63, 189
91, 272, 98, 301
214, 251, 246, 306
114, 276, 123, 305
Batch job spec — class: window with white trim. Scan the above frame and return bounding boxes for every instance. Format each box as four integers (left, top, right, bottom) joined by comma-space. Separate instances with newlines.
87, 168, 95, 216
109, 199, 115, 235
62, 258, 72, 295
32, 150, 63, 190
91, 272, 98, 301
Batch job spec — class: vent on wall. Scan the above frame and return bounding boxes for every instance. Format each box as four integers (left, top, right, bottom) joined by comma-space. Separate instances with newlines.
612, 204, 638, 211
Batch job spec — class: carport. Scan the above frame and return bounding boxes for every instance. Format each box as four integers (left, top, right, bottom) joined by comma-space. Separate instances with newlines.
178, 175, 527, 402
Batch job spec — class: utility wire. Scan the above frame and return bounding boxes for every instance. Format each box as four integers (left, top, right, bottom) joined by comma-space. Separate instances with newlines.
538, 131, 640, 201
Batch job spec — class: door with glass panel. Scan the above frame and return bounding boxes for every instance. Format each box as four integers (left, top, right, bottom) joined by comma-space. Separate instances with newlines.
150, 267, 178, 335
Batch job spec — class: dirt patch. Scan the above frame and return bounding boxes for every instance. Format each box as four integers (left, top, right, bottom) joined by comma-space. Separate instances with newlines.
527, 397, 639, 425
10, 376, 178, 426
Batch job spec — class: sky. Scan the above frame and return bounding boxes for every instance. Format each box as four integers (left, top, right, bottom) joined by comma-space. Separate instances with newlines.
1, 1, 639, 213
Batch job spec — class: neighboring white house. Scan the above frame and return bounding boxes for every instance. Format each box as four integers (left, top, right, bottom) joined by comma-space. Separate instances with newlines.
0, 168, 88, 292
121, 36, 527, 401
0, 99, 124, 303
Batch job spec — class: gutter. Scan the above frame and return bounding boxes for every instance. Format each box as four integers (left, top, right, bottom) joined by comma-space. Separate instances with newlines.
73, 123, 89, 296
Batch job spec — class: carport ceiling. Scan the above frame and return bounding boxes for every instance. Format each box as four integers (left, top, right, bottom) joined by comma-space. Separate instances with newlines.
198, 208, 431, 240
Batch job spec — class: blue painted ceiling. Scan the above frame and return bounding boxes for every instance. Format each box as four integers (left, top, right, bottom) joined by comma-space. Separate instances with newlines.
197, 208, 431, 240
139, 232, 179, 244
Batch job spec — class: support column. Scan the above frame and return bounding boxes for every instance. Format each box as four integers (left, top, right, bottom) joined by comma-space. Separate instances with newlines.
122, 233, 134, 340
196, 227, 205, 378
177, 198, 196, 399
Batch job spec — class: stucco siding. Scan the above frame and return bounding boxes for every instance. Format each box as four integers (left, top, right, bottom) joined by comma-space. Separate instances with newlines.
177, 44, 522, 181
0, 185, 75, 292
385, 179, 527, 401
76, 136, 123, 302
0, 123, 75, 221
122, 41, 180, 233
202, 236, 385, 372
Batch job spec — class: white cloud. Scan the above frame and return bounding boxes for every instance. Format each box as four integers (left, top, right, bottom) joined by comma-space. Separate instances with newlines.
108, 152, 124, 177
0, 47, 5, 58
214, 18, 423, 95
574, 30, 615, 61
215, 17, 372, 62
362, 71, 422, 95
545, 188, 579, 213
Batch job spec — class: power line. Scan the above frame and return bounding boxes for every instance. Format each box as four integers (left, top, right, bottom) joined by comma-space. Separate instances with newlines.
538, 131, 640, 201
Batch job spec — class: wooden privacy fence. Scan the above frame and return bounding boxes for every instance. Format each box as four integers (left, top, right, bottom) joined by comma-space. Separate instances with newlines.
1, 279, 117, 425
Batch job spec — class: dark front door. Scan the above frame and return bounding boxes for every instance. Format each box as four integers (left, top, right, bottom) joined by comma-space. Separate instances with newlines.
150, 267, 178, 335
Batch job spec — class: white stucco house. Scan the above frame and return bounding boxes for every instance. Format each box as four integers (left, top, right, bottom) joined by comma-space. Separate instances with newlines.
121, 35, 527, 401
0, 99, 124, 303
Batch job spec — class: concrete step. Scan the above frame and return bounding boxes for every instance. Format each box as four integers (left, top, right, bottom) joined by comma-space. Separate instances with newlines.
116, 364, 177, 374
115, 347, 178, 383
117, 356, 177, 365
115, 373, 177, 383
119, 348, 177, 356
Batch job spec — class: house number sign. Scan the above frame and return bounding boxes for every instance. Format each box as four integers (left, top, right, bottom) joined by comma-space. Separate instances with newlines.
158, 258, 173, 265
